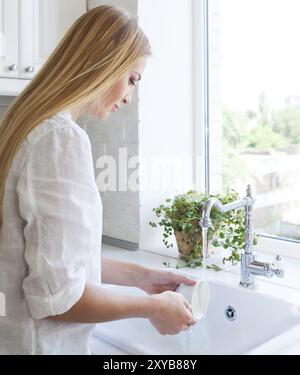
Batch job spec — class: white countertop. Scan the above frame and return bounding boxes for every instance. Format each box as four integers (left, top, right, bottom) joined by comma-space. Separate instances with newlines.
93, 243, 300, 355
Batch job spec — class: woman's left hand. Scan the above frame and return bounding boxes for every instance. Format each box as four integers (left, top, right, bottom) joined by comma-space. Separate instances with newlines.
139, 268, 197, 295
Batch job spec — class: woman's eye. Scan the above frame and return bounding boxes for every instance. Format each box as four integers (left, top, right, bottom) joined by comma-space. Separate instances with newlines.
130, 79, 137, 87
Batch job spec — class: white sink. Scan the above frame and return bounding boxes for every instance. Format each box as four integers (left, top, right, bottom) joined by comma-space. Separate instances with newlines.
93, 281, 300, 355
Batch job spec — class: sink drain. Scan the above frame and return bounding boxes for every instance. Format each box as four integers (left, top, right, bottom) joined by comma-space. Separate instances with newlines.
225, 306, 236, 321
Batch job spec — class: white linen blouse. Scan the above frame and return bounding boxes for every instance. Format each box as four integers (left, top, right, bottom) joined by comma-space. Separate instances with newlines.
0, 111, 102, 354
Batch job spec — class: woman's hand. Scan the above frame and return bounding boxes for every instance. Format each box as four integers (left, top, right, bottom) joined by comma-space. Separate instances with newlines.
148, 291, 197, 335
138, 268, 197, 295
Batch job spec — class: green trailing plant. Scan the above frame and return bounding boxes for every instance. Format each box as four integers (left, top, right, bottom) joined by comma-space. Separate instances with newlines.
149, 189, 259, 270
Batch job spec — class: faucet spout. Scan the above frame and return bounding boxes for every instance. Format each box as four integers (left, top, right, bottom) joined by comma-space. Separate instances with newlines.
199, 196, 251, 229
199, 184, 255, 262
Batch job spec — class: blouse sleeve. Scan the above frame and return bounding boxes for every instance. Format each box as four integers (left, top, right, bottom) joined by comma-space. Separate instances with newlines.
17, 126, 99, 320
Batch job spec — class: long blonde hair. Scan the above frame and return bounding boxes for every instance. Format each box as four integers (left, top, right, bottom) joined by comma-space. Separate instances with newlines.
0, 5, 151, 227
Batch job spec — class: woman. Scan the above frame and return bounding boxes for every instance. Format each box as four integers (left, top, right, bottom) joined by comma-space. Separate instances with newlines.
0, 5, 197, 355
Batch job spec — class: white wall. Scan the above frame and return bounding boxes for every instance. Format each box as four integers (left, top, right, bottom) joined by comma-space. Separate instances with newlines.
138, 0, 195, 251
209, 0, 222, 194
88, 0, 137, 15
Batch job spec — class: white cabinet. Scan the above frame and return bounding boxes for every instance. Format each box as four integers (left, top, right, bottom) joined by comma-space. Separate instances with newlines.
0, 0, 87, 94
0, 0, 19, 79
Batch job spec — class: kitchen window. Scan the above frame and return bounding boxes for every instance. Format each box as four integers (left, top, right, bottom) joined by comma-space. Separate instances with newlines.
200, 0, 300, 256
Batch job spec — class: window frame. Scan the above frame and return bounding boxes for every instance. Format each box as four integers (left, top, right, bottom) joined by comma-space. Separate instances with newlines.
194, 0, 300, 259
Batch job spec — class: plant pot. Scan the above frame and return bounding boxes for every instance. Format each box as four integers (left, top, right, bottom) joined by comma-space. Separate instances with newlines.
174, 230, 203, 258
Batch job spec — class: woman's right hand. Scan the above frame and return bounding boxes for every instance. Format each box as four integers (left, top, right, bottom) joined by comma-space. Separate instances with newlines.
148, 291, 197, 335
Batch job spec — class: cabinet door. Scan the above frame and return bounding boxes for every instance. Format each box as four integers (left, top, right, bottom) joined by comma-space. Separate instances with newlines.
0, 0, 19, 78
19, 0, 86, 80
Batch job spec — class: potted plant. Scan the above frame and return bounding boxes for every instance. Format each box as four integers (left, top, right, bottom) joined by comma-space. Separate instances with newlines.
149, 189, 258, 269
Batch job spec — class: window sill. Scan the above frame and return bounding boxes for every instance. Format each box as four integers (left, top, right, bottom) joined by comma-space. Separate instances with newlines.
141, 235, 300, 261
102, 242, 300, 293
256, 235, 300, 260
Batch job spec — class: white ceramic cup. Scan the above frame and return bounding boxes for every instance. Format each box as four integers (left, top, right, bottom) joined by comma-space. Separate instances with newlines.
175, 280, 210, 321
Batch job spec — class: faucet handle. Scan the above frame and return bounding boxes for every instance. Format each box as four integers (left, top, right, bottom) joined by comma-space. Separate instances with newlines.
272, 254, 285, 278
275, 268, 285, 278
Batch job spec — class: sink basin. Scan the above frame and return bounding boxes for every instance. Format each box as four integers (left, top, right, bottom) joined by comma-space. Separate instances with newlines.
92, 280, 300, 355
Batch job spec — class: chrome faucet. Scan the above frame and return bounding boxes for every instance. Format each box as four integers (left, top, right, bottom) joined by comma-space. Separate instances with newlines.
199, 185, 284, 289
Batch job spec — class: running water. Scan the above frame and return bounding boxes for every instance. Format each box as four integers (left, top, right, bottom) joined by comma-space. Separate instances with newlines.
186, 227, 209, 354
201, 228, 208, 281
